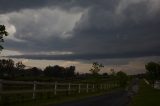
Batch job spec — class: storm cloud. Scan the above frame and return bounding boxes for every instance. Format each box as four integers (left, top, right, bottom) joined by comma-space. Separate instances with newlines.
0, 0, 160, 60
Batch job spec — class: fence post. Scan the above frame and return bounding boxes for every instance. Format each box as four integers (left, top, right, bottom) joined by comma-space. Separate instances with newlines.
0, 79, 2, 101
86, 84, 89, 93
68, 83, 71, 95
78, 84, 81, 93
32, 81, 36, 99
100, 84, 103, 90
54, 82, 57, 95
92, 84, 95, 92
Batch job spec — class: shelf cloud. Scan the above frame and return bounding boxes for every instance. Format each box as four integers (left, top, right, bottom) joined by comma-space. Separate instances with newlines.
0, 0, 160, 60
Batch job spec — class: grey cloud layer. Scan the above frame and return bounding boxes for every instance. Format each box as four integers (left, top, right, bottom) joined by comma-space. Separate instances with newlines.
0, 0, 118, 13
1, 0, 160, 59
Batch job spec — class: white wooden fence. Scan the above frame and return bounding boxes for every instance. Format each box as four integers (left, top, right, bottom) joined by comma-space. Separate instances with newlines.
0, 79, 119, 100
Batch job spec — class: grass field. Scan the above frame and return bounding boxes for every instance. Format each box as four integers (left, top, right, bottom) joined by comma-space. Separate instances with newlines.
129, 80, 160, 106
3, 88, 120, 106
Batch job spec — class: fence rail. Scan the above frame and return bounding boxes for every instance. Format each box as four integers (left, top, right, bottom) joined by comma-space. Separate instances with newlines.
0, 79, 119, 103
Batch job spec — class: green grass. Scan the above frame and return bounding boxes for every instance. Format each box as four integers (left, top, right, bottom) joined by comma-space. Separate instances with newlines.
129, 80, 160, 106
8, 88, 121, 106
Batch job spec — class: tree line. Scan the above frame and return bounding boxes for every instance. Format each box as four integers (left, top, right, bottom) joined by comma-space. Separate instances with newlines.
0, 59, 129, 87
0, 59, 75, 78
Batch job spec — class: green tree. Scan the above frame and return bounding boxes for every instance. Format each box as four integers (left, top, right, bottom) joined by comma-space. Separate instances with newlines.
89, 62, 104, 75
28, 67, 43, 77
0, 59, 15, 77
0, 25, 8, 51
145, 62, 160, 84
43, 65, 76, 78
44, 65, 65, 77
116, 71, 128, 87
65, 66, 75, 77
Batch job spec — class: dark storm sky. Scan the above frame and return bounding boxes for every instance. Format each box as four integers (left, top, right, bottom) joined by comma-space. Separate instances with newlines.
0, 0, 160, 60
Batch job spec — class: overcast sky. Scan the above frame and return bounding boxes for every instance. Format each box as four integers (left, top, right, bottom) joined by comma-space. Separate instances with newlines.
0, 0, 160, 74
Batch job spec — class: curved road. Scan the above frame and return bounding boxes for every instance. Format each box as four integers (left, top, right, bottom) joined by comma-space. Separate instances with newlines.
52, 79, 139, 106
52, 90, 130, 106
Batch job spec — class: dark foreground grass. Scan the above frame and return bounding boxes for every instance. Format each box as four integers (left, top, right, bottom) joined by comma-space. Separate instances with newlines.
129, 80, 160, 106
8, 88, 120, 106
